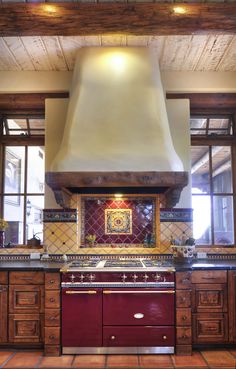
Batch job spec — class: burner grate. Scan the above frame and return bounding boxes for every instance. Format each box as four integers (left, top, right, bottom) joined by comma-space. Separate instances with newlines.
104, 259, 143, 268
70, 260, 100, 268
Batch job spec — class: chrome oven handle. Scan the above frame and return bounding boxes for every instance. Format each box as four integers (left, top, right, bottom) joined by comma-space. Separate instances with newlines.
103, 290, 175, 294
65, 290, 97, 295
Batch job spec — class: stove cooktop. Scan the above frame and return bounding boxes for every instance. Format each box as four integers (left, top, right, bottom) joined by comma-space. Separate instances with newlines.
104, 259, 144, 268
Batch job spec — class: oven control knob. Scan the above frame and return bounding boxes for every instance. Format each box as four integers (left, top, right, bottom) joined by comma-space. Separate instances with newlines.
79, 273, 85, 283
89, 273, 95, 283
70, 274, 76, 283
132, 274, 138, 282
121, 273, 127, 283
143, 274, 149, 282
153, 273, 161, 282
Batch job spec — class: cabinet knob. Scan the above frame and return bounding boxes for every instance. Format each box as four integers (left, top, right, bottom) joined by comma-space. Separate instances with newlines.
182, 315, 187, 321
50, 298, 55, 302
110, 335, 116, 340
49, 316, 56, 320
162, 335, 167, 340
181, 335, 188, 339
49, 335, 55, 340
50, 280, 55, 284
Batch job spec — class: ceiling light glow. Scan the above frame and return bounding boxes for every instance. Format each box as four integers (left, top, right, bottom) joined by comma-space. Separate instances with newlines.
173, 6, 186, 14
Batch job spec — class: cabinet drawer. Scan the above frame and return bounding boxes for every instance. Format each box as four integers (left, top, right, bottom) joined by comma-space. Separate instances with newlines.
10, 272, 44, 285
45, 273, 60, 290
9, 313, 43, 343
176, 290, 191, 308
176, 327, 192, 345
45, 290, 60, 309
191, 270, 227, 284
176, 308, 191, 326
9, 285, 44, 313
0, 272, 8, 285
45, 327, 60, 345
103, 326, 175, 347
176, 272, 191, 289
45, 309, 60, 327
192, 284, 227, 312
192, 313, 228, 343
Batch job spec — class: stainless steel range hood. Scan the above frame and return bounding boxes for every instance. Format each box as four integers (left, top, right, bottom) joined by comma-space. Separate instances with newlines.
46, 47, 188, 208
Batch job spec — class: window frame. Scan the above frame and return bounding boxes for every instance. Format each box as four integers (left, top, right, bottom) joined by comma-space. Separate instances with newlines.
191, 113, 236, 247
0, 113, 45, 245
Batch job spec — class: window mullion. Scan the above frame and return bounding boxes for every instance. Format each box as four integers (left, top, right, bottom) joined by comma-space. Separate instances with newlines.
23, 145, 28, 245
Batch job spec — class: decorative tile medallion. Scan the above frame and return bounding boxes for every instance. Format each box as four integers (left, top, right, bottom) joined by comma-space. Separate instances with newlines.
160, 208, 193, 222
43, 209, 77, 223
105, 209, 132, 235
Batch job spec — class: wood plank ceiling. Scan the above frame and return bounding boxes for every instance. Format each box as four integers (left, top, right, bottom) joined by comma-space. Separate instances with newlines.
0, 1, 236, 72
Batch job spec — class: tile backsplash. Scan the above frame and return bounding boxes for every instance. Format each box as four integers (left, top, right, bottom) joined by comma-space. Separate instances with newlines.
42, 194, 193, 255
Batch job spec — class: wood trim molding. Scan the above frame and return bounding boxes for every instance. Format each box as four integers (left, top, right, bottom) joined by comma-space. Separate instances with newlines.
0, 3, 236, 36
45, 171, 189, 208
166, 93, 236, 111
0, 93, 69, 114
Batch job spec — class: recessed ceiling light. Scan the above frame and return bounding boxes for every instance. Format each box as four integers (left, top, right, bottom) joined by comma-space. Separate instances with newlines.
173, 6, 186, 15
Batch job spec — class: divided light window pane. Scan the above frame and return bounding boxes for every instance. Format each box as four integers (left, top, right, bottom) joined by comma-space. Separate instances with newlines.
27, 147, 45, 194
212, 146, 232, 193
4, 195, 24, 245
213, 195, 234, 245
191, 146, 210, 194
4, 146, 25, 194
26, 196, 44, 244
192, 194, 212, 245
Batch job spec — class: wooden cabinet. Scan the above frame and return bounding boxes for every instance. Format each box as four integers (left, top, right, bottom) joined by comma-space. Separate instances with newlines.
175, 271, 192, 355
44, 272, 61, 357
8, 271, 44, 344
0, 272, 8, 343
228, 270, 236, 342
191, 270, 228, 344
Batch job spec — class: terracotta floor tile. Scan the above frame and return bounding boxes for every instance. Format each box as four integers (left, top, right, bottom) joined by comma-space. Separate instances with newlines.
171, 352, 207, 367
73, 355, 106, 368
201, 350, 236, 367
107, 355, 139, 367
4, 352, 43, 368
38, 355, 74, 368
0, 352, 15, 366
139, 354, 173, 368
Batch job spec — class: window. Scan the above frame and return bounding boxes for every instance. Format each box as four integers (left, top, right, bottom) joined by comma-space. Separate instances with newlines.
191, 115, 235, 246
0, 115, 45, 246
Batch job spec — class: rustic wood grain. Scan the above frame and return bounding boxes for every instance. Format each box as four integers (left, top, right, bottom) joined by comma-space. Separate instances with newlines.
0, 3, 236, 36
166, 93, 236, 110
0, 92, 69, 113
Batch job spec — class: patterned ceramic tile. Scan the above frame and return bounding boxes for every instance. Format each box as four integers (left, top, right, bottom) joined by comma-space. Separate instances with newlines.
43, 209, 77, 223
160, 208, 193, 222
44, 222, 78, 254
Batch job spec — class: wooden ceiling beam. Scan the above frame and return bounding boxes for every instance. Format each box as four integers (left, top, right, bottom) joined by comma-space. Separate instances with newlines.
166, 93, 236, 111
0, 3, 236, 36
0, 92, 69, 114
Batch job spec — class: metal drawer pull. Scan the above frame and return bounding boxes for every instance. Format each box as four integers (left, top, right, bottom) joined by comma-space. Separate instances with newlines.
134, 313, 144, 319
103, 290, 175, 294
65, 290, 97, 295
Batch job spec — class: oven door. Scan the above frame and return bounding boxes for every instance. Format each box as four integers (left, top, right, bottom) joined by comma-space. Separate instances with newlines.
62, 288, 102, 347
103, 288, 175, 326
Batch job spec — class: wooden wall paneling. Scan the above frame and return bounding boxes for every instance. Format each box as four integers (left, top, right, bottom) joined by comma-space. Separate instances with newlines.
217, 36, 236, 71
195, 35, 234, 71
0, 4, 236, 37
3, 37, 35, 70
0, 38, 20, 70
101, 35, 127, 46
58, 36, 84, 71
126, 35, 148, 46
21, 36, 53, 71
41, 37, 68, 71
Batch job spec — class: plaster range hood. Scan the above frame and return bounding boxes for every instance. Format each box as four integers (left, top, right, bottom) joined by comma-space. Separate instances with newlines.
46, 47, 188, 208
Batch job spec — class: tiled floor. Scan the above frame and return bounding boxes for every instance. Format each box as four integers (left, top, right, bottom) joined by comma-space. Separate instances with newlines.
0, 350, 236, 369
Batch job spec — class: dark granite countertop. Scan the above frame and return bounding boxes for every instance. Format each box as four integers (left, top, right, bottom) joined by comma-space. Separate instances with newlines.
0, 260, 66, 272
0, 258, 236, 272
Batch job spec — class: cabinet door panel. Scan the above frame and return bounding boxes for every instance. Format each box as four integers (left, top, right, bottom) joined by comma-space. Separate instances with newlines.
9, 314, 43, 343
9, 285, 44, 313
192, 313, 228, 343
192, 284, 227, 312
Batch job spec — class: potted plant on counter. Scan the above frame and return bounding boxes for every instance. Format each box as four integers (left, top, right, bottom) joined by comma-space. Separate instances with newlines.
0, 219, 8, 248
